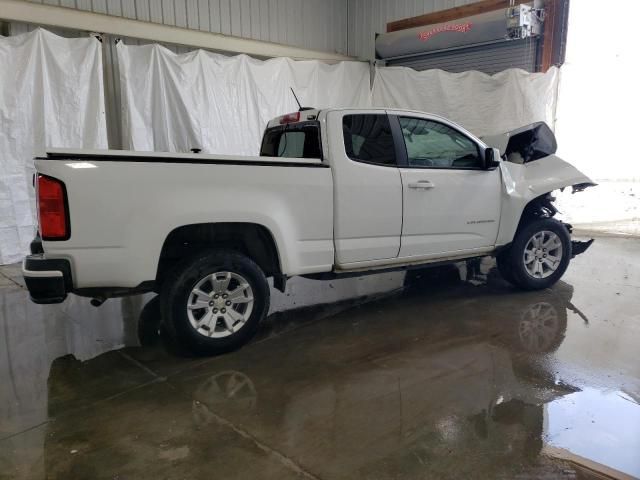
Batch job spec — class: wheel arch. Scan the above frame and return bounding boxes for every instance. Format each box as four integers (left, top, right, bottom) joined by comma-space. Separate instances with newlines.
156, 222, 283, 287
497, 190, 563, 249
515, 192, 562, 235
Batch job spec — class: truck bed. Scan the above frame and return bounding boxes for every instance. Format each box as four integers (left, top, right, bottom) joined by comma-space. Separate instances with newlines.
36, 149, 334, 288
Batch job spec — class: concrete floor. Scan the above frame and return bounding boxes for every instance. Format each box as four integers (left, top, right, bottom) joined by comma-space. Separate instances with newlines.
1, 237, 639, 480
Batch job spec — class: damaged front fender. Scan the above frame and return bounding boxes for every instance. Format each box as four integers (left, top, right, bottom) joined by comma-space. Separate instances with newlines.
485, 121, 597, 251
496, 154, 596, 246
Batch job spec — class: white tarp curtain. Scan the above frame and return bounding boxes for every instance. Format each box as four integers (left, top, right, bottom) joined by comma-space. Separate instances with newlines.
0, 30, 563, 264
117, 43, 372, 155
372, 66, 559, 137
0, 29, 107, 264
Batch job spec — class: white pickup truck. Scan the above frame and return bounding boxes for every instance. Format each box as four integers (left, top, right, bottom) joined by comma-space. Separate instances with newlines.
24, 108, 595, 354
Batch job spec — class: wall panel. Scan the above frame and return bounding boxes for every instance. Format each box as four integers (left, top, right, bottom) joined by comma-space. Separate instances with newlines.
10, 0, 351, 148
11, 0, 477, 60
7, 1, 481, 146
347, 0, 472, 59
17, 0, 348, 55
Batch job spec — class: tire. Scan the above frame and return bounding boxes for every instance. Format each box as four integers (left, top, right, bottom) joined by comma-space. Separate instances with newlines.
503, 218, 571, 290
160, 250, 270, 356
138, 295, 161, 346
496, 250, 516, 285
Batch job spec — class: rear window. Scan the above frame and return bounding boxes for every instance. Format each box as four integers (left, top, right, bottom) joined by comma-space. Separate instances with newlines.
260, 122, 322, 159
342, 114, 396, 166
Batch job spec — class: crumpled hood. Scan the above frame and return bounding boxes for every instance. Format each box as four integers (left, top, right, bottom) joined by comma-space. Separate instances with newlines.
481, 122, 558, 164
483, 122, 595, 193
500, 154, 595, 197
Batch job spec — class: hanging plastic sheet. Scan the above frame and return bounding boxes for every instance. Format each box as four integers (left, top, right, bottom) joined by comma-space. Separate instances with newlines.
117, 43, 372, 155
0, 29, 107, 264
372, 65, 559, 137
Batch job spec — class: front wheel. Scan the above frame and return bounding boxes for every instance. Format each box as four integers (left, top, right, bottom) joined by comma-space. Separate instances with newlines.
160, 250, 270, 356
498, 218, 572, 290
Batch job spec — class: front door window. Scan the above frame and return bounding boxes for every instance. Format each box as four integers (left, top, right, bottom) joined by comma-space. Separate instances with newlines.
399, 117, 481, 169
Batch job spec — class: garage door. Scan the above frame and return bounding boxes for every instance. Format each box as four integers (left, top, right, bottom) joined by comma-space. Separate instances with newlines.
386, 38, 540, 75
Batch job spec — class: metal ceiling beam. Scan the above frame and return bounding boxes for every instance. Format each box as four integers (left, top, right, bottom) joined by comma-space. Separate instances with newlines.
0, 0, 356, 62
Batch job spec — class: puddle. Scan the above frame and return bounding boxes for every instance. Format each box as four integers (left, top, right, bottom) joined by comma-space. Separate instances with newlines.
543, 387, 640, 478
2, 237, 640, 479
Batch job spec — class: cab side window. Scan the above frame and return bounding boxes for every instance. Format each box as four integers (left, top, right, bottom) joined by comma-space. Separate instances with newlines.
399, 117, 481, 169
343, 114, 397, 166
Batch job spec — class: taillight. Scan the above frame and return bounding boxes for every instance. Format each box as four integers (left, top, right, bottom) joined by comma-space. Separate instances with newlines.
37, 175, 69, 240
279, 111, 300, 124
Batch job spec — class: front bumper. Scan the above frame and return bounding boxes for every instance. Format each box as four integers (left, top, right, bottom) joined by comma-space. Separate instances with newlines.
22, 254, 72, 304
571, 238, 594, 258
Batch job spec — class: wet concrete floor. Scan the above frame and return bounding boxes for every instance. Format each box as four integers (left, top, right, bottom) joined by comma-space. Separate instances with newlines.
0, 236, 639, 479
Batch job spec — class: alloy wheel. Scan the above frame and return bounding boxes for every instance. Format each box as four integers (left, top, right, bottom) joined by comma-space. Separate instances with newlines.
186, 271, 254, 338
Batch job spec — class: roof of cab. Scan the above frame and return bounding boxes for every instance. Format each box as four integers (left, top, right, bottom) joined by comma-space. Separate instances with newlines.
266, 107, 451, 130
266, 109, 322, 129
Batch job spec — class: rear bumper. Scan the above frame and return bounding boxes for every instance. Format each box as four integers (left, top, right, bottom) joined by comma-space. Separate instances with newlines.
22, 254, 72, 304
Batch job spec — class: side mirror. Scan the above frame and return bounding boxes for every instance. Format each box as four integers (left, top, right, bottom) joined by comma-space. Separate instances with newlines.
484, 147, 501, 169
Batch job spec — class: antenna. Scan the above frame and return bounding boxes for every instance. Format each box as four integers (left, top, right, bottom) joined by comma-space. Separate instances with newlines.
290, 87, 302, 110
289, 87, 314, 112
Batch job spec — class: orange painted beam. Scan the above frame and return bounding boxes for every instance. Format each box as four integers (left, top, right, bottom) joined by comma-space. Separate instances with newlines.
386, 0, 528, 32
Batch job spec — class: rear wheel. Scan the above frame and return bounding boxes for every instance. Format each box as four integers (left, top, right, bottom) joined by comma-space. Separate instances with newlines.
499, 218, 571, 290
160, 250, 269, 356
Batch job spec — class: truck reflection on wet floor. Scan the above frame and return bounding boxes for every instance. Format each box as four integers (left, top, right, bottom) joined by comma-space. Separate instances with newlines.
42, 263, 590, 479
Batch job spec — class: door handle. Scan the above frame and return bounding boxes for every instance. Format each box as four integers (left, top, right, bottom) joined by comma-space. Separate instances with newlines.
408, 180, 435, 189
